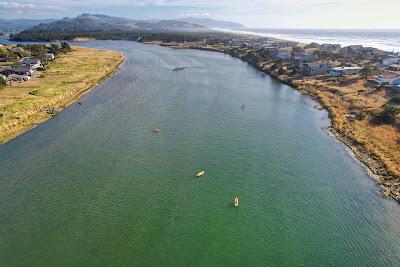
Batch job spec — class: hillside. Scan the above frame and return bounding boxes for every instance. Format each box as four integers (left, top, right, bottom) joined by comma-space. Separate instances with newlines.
10, 14, 207, 41
180, 18, 245, 29
0, 19, 56, 33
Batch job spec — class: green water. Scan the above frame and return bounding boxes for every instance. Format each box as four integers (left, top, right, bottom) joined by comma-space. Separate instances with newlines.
1, 41, 400, 266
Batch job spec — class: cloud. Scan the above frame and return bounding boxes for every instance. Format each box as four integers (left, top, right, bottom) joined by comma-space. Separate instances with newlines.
0, 1, 62, 13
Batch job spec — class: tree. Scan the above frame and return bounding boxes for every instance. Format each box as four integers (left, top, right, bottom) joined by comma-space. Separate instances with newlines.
61, 42, 72, 53
374, 104, 400, 124
0, 75, 6, 87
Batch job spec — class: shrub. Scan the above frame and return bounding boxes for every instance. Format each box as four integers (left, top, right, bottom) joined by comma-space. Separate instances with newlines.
374, 104, 400, 124
0, 75, 6, 87
390, 95, 400, 105
356, 111, 366, 120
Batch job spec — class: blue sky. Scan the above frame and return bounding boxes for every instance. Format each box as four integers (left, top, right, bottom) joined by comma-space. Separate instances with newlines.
0, 0, 399, 29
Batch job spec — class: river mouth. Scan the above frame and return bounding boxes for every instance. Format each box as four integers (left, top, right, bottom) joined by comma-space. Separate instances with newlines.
1, 41, 400, 266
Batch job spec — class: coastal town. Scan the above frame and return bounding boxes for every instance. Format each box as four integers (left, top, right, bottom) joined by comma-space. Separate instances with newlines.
150, 35, 400, 200
0, 42, 72, 85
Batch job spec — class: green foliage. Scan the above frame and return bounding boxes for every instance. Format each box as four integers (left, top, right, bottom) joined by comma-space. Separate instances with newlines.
61, 42, 72, 53
355, 111, 366, 120
361, 66, 377, 77
29, 44, 47, 57
0, 75, 5, 87
390, 95, 400, 105
374, 104, 400, 124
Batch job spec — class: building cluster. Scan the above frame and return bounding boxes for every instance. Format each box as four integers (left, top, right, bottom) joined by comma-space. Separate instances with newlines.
0, 53, 54, 83
192, 36, 400, 86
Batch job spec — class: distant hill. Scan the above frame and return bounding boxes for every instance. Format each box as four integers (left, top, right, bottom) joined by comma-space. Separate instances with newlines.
10, 14, 209, 41
16, 14, 205, 33
179, 18, 244, 29
0, 19, 56, 33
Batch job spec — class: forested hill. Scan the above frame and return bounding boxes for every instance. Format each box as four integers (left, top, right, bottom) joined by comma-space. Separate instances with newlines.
10, 14, 207, 41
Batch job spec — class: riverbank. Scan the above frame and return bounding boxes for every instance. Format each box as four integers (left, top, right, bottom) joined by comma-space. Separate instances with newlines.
158, 43, 400, 202
0, 46, 124, 143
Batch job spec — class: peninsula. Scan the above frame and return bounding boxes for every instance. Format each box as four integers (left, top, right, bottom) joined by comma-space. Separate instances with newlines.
0, 44, 124, 143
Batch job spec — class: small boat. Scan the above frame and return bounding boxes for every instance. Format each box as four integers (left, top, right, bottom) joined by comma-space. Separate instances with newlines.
233, 197, 239, 207
196, 171, 205, 177
173, 65, 187, 71
153, 128, 161, 133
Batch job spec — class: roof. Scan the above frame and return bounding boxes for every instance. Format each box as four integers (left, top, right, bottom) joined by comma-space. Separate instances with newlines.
331, 66, 363, 71
379, 72, 398, 79
21, 57, 40, 64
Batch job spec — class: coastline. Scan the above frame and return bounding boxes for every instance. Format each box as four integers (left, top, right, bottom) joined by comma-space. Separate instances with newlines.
0, 46, 124, 144
157, 43, 400, 202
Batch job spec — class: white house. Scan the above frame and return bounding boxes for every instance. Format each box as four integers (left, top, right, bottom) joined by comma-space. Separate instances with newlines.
44, 53, 55, 61
382, 57, 400, 66
330, 66, 363, 77
373, 72, 399, 85
302, 62, 335, 76
21, 57, 43, 69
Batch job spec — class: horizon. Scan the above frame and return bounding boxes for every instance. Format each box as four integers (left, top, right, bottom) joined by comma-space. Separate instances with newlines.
0, 0, 399, 29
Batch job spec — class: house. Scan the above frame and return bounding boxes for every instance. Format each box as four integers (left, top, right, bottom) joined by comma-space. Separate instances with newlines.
373, 72, 399, 85
304, 42, 320, 49
302, 62, 335, 76
0, 66, 34, 76
388, 64, 400, 71
11, 47, 24, 53
0, 57, 12, 62
383, 57, 400, 66
293, 52, 319, 63
319, 43, 341, 52
44, 53, 55, 61
275, 51, 291, 61
341, 45, 363, 55
392, 76, 400, 86
8, 74, 31, 82
330, 66, 363, 77
21, 57, 43, 69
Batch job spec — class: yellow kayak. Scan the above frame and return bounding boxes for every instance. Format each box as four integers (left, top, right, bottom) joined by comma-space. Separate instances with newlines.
196, 171, 205, 177
234, 197, 239, 207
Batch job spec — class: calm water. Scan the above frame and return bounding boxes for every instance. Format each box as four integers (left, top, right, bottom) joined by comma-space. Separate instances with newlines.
1, 41, 400, 266
223, 28, 400, 52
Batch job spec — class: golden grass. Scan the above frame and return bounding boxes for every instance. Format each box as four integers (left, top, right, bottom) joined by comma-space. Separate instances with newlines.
295, 77, 400, 178
0, 46, 124, 143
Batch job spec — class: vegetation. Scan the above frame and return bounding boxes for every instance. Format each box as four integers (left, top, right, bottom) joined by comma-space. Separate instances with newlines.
0, 46, 123, 143
0, 75, 5, 87
2, 43, 72, 61
374, 104, 400, 125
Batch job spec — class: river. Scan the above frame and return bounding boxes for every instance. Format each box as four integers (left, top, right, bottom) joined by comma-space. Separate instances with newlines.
1, 41, 400, 266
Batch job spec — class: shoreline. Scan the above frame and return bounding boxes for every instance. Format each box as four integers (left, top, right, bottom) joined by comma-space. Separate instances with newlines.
159, 43, 399, 202
0, 46, 124, 144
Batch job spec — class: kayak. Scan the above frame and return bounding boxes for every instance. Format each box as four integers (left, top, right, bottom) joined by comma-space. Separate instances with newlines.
196, 171, 205, 177
234, 197, 239, 207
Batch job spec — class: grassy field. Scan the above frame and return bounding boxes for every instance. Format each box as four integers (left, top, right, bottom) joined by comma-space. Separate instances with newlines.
0, 46, 124, 143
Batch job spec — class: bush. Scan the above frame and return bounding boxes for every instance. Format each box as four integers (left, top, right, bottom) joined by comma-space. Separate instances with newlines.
374, 104, 400, 124
355, 111, 366, 120
0, 75, 6, 87
391, 95, 400, 105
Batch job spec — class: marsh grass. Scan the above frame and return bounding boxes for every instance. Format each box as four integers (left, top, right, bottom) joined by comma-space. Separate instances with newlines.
0, 46, 124, 143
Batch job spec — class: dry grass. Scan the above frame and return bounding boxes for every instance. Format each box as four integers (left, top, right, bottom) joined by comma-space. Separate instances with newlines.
295, 76, 400, 178
0, 46, 124, 143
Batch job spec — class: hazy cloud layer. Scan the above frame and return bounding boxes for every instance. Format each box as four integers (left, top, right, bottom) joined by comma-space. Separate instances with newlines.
0, 0, 399, 28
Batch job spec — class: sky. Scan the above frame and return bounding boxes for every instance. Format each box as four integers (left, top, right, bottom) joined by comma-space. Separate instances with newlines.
0, 0, 399, 29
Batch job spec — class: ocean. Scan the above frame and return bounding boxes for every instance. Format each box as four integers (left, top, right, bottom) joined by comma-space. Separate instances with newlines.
222, 28, 400, 52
